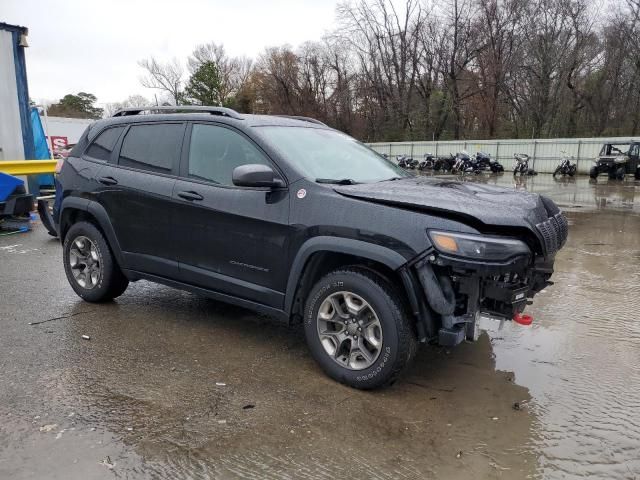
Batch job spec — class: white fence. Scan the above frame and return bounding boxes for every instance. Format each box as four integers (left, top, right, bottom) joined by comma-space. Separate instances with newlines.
367, 137, 640, 174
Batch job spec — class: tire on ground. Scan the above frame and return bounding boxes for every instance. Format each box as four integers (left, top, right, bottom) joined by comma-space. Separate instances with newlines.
63, 221, 129, 303
303, 267, 418, 389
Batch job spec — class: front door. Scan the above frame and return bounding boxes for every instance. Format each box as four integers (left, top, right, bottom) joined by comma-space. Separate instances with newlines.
173, 122, 291, 309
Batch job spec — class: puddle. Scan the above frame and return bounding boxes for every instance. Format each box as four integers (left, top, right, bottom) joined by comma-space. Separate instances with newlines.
470, 176, 640, 479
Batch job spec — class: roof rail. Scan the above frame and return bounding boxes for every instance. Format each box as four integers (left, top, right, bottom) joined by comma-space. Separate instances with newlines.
112, 105, 244, 120
276, 115, 328, 127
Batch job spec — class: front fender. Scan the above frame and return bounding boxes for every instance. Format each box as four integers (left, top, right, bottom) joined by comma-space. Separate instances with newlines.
284, 236, 409, 315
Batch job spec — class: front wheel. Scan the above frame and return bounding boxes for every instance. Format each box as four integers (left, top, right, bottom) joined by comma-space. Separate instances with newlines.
616, 167, 625, 180
304, 268, 417, 389
589, 166, 598, 179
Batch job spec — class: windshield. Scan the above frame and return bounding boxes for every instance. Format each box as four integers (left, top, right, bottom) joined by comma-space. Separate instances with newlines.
600, 144, 630, 156
256, 126, 409, 183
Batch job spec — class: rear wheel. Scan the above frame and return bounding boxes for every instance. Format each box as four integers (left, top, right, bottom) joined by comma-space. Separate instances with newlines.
63, 221, 129, 302
303, 268, 417, 389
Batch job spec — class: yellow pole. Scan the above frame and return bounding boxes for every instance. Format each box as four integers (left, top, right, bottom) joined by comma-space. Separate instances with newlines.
0, 160, 57, 176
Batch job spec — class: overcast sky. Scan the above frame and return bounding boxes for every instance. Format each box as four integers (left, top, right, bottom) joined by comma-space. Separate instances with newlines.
2, 0, 339, 106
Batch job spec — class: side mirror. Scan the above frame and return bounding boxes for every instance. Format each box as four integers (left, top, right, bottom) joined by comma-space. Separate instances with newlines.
232, 164, 283, 188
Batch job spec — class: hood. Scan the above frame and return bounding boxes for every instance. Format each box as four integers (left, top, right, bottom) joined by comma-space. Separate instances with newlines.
333, 177, 553, 231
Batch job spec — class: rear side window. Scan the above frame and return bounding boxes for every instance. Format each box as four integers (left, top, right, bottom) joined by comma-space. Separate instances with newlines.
118, 123, 184, 173
188, 124, 270, 185
84, 127, 125, 162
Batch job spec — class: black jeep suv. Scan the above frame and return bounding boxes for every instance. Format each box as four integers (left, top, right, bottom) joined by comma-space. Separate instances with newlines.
52, 106, 567, 389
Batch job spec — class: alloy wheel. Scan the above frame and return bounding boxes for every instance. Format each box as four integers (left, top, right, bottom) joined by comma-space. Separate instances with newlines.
68, 236, 101, 289
316, 291, 383, 370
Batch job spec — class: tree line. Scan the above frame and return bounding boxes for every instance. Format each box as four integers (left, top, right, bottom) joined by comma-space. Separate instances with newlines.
54, 0, 640, 142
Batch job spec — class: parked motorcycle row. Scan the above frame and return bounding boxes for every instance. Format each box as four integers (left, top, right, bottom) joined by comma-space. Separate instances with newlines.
385, 151, 531, 175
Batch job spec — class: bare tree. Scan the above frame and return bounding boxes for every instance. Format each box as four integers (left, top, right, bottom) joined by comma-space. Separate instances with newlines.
336, 0, 426, 139
138, 57, 184, 105
187, 43, 255, 106
435, 0, 481, 138
103, 94, 149, 117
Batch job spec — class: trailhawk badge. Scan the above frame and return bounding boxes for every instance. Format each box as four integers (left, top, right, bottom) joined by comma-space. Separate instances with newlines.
297, 188, 307, 199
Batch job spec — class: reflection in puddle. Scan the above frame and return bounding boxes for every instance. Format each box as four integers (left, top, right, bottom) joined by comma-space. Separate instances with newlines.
465, 181, 640, 479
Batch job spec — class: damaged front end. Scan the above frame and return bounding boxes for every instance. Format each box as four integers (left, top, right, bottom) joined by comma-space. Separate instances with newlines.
403, 212, 568, 347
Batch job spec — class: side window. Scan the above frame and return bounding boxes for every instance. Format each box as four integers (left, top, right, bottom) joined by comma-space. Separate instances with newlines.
118, 123, 184, 173
630, 144, 639, 157
187, 124, 270, 185
84, 127, 125, 162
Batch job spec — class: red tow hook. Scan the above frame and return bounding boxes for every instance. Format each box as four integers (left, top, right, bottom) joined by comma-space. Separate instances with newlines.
513, 312, 533, 326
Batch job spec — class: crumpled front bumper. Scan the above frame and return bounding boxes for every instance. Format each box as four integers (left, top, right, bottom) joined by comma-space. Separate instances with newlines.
406, 250, 554, 347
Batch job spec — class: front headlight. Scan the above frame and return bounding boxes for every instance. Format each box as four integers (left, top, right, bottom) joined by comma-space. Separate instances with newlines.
428, 230, 530, 261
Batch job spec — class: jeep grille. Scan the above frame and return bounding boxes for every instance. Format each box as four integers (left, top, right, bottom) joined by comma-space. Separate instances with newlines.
536, 213, 568, 256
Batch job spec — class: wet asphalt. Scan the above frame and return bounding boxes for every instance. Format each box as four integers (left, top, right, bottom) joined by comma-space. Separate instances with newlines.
0, 174, 639, 479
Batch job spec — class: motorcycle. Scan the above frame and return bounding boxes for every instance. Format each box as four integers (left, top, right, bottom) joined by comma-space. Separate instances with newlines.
553, 151, 577, 177
513, 153, 537, 176
475, 152, 504, 173
396, 155, 418, 169
452, 151, 481, 174
418, 153, 435, 170
433, 154, 454, 172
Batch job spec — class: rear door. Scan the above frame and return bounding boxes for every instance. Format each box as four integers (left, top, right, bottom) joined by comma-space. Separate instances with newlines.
94, 122, 186, 278
173, 122, 291, 309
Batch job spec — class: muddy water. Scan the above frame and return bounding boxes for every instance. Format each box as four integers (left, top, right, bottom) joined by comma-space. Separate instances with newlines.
469, 174, 640, 478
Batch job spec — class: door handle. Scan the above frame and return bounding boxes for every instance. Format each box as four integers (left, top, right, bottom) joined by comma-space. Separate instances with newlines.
98, 176, 118, 185
177, 190, 204, 201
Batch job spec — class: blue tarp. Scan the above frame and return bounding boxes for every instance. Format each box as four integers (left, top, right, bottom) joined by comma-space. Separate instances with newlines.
29, 107, 54, 186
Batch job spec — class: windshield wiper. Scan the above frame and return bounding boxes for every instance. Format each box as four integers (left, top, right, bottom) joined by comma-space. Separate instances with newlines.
315, 178, 358, 185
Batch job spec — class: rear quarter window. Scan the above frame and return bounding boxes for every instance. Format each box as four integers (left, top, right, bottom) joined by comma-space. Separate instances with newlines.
84, 126, 125, 162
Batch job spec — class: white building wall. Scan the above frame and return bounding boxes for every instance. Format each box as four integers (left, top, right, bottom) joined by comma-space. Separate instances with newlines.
367, 137, 639, 174
0, 29, 24, 161
43, 116, 94, 151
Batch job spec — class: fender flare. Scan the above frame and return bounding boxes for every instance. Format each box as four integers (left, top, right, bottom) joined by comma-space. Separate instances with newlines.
284, 236, 409, 315
59, 198, 125, 266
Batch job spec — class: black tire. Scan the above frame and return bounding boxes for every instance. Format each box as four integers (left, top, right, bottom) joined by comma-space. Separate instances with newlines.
568, 166, 576, 177
589, 166, 598, 179
616, 167, 625, 180
635, 168, 640, 180
303, 268, 418, 389
63, 221, 129, 302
